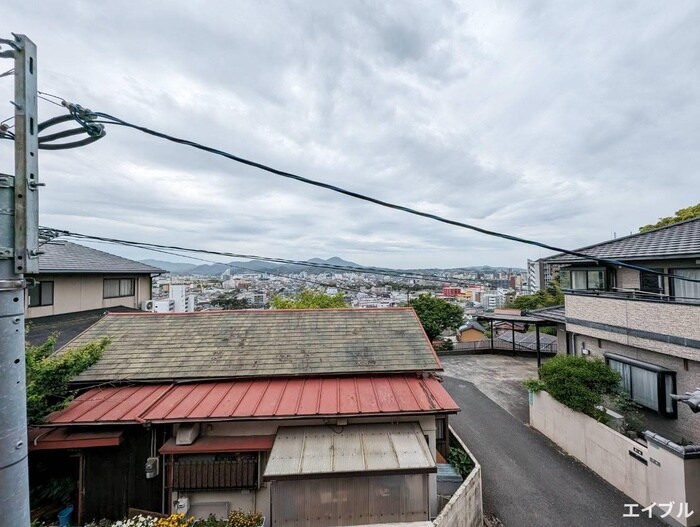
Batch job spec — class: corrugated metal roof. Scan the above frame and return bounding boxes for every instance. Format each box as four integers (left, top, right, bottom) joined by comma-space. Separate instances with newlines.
529, 305, 566, 324
263, 423, 435, 479
545, 217, 700, 263
45, 375, 459, 425
28, 427, 123, 451
496, 332, 558, 347
36, 241, 164, 274
159, 435, 275, 454
65, 309, 441, 382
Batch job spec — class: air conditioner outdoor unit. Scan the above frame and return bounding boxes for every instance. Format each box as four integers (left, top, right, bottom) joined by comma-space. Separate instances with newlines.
176, 423, 200, 445
140, 300, 154, 311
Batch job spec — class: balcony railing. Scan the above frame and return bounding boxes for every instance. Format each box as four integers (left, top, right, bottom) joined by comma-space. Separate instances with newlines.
564, 288, 700, 306
171, 455, 258, 490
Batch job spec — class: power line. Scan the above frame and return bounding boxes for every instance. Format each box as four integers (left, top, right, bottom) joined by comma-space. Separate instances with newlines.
42, 228, 467, 287
38, 97, 700, 285
80, 237, 368, 295
37, 94, 64, 108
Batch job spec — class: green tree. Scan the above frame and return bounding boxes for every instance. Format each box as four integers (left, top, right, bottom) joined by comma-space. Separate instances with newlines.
213, 291, 251, 310
408, 294, 464, 341
270, 289, 347, 309
507, 276, 564, 312
26, 336, 109, 424
640, 203, 700, 232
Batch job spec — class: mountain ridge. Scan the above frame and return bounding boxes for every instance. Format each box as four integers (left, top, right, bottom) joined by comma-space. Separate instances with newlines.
141, 257, 525, 276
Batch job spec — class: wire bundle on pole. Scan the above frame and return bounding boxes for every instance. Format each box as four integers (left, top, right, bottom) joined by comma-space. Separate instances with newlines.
35, 94, 106, 150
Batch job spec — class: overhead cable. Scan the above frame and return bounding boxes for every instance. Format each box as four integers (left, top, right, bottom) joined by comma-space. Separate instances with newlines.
40, 228, 475, 287
39, 96, 700, 285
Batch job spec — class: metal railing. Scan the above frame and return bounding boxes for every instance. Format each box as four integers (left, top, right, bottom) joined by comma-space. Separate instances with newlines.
564, 288, 700, 306
452, 339, 557, 353
171, 456, 258, 490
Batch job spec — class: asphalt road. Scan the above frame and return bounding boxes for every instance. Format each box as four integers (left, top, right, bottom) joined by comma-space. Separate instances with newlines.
443, 376, 663, 527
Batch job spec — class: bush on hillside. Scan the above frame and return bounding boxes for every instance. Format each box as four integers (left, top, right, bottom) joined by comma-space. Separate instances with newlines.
524, 355, 620, 421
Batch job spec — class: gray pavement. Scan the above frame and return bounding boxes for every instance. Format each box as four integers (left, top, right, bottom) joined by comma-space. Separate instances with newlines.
442, 363, 662, 526
441, 354, 537, 423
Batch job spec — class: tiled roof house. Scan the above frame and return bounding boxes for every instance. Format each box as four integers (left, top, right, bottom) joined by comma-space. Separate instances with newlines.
26, 241, 163, 320
34, 308, 460, 525
534, 218, 700, 444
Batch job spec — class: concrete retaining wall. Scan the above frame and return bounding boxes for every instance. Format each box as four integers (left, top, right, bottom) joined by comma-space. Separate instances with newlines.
432, 427, 483, 527
531, 391, 700, 527
530, 391, 649, 505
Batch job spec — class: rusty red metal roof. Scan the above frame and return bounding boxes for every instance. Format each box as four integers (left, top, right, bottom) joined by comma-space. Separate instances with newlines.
46, 376, 459, 425
159, 435, 275, 455
28, 427, 123, 451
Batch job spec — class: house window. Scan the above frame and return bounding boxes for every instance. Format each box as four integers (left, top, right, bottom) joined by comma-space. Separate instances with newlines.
605, 353, 677, 417
28, 281, 54, 307
103, 278, 135, 299
560, 268, 607, 291
640, 270, 664, 295
171, 452, 258, 490
670, 269, 700, 303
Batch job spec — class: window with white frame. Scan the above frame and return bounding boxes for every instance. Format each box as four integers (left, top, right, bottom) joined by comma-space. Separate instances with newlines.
559, 267, 607, 291
103, 278, 135, 299
605, 353, 677, 417
670, 268, 700, 303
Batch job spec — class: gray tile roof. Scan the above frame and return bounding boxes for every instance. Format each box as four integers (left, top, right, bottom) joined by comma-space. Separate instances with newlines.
458, 321, 485, 333
36, 241, 164, 274
65, 308, 441, 383
26, 306, 141, 350
529, 305, 566, 324
545, 218, 700, 263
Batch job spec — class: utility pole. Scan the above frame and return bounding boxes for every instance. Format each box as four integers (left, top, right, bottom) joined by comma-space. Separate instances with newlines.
0, 33, 39, 527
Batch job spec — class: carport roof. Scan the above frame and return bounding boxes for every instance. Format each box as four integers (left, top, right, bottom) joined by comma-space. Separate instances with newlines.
263, 423, 436, 479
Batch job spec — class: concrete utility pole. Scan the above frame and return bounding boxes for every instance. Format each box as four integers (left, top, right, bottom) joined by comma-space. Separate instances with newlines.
0, 33, 39, 527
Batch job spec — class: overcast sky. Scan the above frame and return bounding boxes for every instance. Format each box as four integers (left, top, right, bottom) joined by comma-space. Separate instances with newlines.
3, 1, 699, 269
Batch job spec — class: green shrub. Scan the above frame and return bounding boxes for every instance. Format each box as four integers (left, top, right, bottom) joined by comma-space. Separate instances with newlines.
525, 355, 620, 420
26, 336, 109, 424
447, 446, 474, 478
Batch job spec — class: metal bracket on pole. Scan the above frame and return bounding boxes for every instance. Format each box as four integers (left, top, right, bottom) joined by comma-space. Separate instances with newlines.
0, 32, 34, 527
13, 35, 39, 274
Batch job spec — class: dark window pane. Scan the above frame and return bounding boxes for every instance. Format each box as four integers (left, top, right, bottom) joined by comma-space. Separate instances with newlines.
41, 282, 54, 306
640, 270, 663, 294
104, 279, 120, 298
560, 270, 571, 289
28, 283, 41, 307
587, 270, 604, 290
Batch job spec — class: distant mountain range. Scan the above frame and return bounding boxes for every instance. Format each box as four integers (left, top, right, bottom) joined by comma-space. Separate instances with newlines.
141, 258, 525, 277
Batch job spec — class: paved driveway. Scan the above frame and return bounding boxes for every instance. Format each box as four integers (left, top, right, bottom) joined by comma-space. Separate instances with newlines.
441, 357, 663, 526
441, 354, 536, 423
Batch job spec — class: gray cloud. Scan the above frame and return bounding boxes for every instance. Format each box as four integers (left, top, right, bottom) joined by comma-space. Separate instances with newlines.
2, 0, 699, 268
